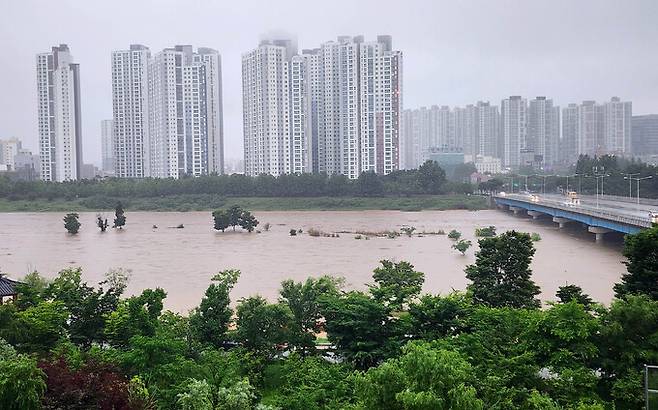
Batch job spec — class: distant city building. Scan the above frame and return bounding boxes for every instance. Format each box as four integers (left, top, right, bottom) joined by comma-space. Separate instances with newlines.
527, 97, 560, 168
401, 102, 497, 170
632, 114, 658, 155
242, 38, 294, 176
13, 149, 40, 181
111, 44, 223, 179
603, 97, 632, 155
425, 150, 464, 178
0, 138, 22, 168
560, 103, 579, 165
100, 119, 114, 175
111, 45, 149, 178
37, 44, 83, 181
80, 163, 99, 180
242, 35, 402, 178
465, 154, 502, 174
500, 96, 527, 169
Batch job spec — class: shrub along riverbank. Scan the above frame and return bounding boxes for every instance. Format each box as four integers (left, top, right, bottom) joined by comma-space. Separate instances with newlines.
0, 194, 488, 212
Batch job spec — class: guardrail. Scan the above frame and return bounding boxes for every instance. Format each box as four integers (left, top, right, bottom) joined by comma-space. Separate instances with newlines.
496, 194, 653, 228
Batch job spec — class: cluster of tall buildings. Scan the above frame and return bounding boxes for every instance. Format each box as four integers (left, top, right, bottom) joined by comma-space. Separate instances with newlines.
36, 44, 224, 182
241, 35, 402, 178
111, 44, 223, 179
29, 42, 658, 182
0, 137, 40, 181
402, 96, 634, 171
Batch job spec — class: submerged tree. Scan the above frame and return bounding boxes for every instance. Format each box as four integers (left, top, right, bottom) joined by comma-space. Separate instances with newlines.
452, 239, 472, 255
63, 213, 81, 234
465, 231, 540, 309
212, 210, 230, 232
96, 214, 108, 232
238, 210, 259, 233
113, 202, 126, 229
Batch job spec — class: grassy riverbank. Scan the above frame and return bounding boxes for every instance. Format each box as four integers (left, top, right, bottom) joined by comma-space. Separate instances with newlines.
0, 194, 488, 212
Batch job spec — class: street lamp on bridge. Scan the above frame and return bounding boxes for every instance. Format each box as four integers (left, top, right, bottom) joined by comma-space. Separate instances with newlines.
624, 175, 653, 205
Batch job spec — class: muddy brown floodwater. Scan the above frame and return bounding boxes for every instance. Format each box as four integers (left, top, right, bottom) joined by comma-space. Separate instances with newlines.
0, 210, 625, 312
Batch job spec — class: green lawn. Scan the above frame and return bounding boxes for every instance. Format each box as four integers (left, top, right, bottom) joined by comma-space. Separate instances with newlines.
0, 194, 488, 212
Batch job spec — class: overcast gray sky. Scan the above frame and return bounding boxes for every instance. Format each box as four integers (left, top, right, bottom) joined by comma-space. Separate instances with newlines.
1, 0, 657, 166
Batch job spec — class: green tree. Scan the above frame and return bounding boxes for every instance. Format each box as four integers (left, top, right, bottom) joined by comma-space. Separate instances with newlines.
465, 231, 541, 309
176, 378, 213, 410
369, 260, 424, 311
14, 271, 48, 310
235, 296, 292, 358
597, 295, 658, 408
227, 205, 244, 230
408, 293, 473, 340
0, 340, 46, 410
279, 276, 341, 355
239, 210, 259, 232
417, 160, 447, 194
614, 224, 658, 300
63, 213, 81, 234
216, 378, 258, 410
190, 269, 240, 348
213, 210, 230, 232
452, 239, 472, 255
556, 284, 593, 308
357, 171, 384, 196
105, 288, 166, 348
320, 291, 400, 369
6, 301, 68, 353
356, 342, 483, 410
270, 354, 356, 410
113, 202, 126, 229
447, 229, 461, 240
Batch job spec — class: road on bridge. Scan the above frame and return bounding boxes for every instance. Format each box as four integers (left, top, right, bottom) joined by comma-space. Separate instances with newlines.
502, 192, 658, 222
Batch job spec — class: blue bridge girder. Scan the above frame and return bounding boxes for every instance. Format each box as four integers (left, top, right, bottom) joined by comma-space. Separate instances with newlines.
494, 196, 646, 235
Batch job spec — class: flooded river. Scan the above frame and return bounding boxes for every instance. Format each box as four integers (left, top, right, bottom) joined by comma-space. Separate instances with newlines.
0, 210, 625, 312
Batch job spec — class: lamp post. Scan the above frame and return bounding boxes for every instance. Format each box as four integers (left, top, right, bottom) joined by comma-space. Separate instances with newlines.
622, 172, 640, 199
625, 175, 653, 205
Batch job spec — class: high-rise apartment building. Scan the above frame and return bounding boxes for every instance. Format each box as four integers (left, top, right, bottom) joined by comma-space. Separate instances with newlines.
111, 45, 149, 178
242, 38, 293, 176
37, 44, 83, 181
632, 114, 658, 155
500, 96, 527, 169
112, 44, 223, 179
242, 35, 402, 178
561, 103, 579, 165
603, 97, 632, 155
0, 138, 22, 169
576, 100, 605, 156
527, 97, 560, 168
100, 119, 114, 175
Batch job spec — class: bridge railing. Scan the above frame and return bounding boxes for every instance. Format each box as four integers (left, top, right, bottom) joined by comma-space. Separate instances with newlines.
496, 194, 653, 228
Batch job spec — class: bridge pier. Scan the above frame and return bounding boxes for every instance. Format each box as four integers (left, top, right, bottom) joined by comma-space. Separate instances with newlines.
509, 206, 525, 216
553, 217, 570, 229
527, 211, 543, 220
588, 226, 612, 243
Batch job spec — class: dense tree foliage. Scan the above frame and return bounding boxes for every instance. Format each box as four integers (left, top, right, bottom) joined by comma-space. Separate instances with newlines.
113, 201, 126, 229
614, 223, 658, 300
63, 213, 80, 234
1, 226, 658, 408
0, 161, 459, 203
466, 231, 541, 309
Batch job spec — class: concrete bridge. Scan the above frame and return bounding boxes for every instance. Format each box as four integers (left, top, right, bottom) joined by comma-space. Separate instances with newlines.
493, 193, 656, 242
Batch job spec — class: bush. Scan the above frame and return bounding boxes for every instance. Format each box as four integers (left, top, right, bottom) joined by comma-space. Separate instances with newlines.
531, 233, 541, 242
447, 229, 462, 240
290, 229, 297, 236
475, 226, 497, 237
